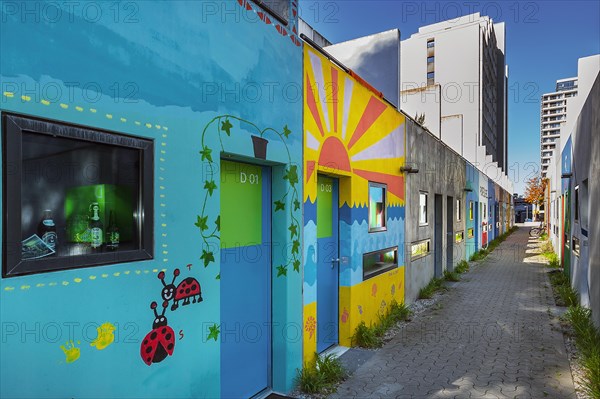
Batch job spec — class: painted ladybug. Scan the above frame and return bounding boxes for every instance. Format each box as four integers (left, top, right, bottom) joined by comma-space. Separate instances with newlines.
158, 268, 202, 311
140, 301, 175, 366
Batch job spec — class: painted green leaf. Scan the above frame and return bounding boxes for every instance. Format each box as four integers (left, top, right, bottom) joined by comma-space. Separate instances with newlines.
195, 215, 209, 231
276, 265, 287, 277
207, 324, 220, 341
274, 200, 285, 212
201, 249, 215, 267
204, 180, 218, 196
284, 165, 299, 186
283, 125, 292, 138
293, 259, 300, 272
200, 146, 213, 162
215, 274, 220, 280
215, 215, 221, 231
288, 223, 298, 238
221, 119, 233, 136
294, 199, 301, 211
292, 240, 300, 254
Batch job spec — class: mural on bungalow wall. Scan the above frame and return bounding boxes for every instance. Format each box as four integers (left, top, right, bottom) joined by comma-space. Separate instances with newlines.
139, 267, 203, 366
196, 115, 301, 279
302, 46, 405, 355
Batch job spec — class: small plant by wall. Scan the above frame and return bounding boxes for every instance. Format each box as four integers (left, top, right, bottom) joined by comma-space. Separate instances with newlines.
455, 260, 470, 274
351, 300, 412, 349
443, 270, 460, 282
296, 354, 347, 395
418, 278, 444, 299
564, 306, 600, 398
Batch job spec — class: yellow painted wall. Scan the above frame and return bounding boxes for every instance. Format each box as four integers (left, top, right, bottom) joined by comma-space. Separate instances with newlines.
339, 268, 405, 346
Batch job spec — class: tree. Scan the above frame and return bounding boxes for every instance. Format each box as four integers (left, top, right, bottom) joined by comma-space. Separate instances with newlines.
524, 175, 547, 207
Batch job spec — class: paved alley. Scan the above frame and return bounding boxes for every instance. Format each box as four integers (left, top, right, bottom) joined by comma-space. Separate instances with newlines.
332, 227, 577, 398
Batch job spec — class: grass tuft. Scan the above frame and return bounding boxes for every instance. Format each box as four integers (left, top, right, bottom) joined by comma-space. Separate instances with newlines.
418, 277, 444, 299
564, 306, 600, 398
455, 260, 469, 274
443, 270, 460, 282
351, 321, 382, 348
351, 300, 412, 349
296, 354, 346, 394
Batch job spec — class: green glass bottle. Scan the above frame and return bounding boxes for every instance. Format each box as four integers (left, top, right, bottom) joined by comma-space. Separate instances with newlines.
105, 210, 120, 251
89, 202, 103, 251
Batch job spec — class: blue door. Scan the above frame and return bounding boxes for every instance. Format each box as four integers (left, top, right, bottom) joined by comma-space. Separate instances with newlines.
316, 175, 339, 353
220, 160, 271, 398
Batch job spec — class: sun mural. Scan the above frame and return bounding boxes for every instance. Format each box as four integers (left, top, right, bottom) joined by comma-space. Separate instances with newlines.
303, 46, 405, 207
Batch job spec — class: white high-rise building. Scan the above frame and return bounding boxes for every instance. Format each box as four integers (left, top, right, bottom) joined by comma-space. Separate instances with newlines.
540, 78, 578, 177
399, 13, 508, 174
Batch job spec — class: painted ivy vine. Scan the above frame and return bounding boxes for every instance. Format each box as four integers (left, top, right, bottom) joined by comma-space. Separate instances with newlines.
197, 115, 301, 278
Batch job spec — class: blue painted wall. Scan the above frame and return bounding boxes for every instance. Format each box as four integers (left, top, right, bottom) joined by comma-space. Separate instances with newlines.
0, 1, 303, 397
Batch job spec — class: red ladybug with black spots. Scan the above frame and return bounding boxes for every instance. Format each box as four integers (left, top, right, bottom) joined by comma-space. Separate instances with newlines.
140, 301, 175, 366
158, 268, 202, 311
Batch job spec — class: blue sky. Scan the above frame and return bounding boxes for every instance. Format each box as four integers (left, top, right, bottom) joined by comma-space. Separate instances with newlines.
298, 1, 600, 194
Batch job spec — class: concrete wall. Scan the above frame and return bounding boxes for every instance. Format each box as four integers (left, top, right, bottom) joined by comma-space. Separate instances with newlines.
404, 119, 466, 303
570, 73, 599, 326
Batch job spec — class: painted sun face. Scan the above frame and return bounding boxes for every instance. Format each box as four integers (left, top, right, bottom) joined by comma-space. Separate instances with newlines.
303, 47, 406, 207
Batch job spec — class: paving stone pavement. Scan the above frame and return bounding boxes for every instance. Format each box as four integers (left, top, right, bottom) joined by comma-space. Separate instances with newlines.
332, 227, 577, 399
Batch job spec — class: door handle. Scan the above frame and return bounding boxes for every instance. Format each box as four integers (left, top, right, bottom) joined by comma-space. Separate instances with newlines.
331, 258, 340, 269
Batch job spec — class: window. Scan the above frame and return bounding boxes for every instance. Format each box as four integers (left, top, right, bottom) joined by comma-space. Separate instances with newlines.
483, 204, 487, 219
3, 114, 154, 277
574, 185, 579, 222
455, 231, 464, 243
363, 247, 397, 280
411, 239, 430, 260
469, 201, 474, 220
369, 183, 386, 232
427, 39, 435, 48
254, 0, 289, 24
467, 228, 474, 238
419, 192, 428, 225
456, 199, 461, 221
427, 56, 435, 63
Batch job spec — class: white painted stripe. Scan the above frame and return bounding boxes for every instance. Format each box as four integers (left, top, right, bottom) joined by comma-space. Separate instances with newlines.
306, 129, 321, 151
342, 77, 354, 140
351, 123, 404, 161
309, 51, 331, 133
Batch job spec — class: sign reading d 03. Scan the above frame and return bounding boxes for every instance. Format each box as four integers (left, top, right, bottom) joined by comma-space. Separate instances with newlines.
220, 160, 262, 249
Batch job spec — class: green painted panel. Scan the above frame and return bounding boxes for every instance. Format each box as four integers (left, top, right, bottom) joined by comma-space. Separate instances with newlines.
220, 160, 262, 248
317, 175, 333, 238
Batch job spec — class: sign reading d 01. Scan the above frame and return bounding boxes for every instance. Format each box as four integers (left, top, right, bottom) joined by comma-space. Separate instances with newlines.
220, 160, 262, 249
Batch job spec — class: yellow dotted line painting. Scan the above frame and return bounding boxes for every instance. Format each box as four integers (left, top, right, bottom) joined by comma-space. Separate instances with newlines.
3, 269, 167, 293
2, 91, 169, 132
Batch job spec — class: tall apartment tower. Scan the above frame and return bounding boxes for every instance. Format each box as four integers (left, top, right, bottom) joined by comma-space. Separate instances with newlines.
540, 78, 578, 177
400, 13, 508, 173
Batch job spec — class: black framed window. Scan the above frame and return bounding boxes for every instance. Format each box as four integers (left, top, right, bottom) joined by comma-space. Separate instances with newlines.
3, 114, 154, 277
363, 247, 397, 280
368, 182, 387, 232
